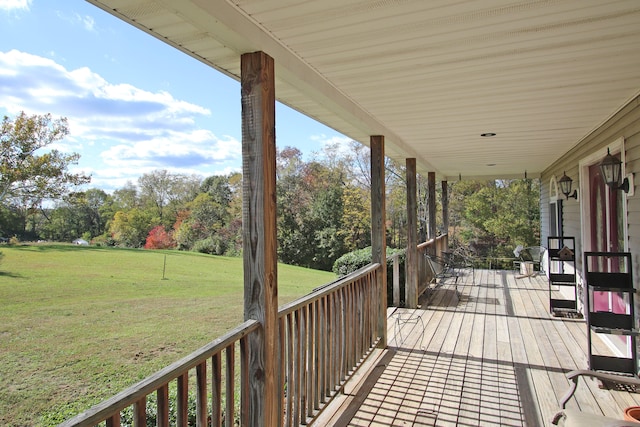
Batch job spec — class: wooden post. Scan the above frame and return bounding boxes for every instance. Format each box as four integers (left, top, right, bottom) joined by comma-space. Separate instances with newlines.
370, 136, 387, 346
428, 172, 436, 255
393, 255, 400, 307
241, 51, 279, 427
406, 158, 418, 309
442, 180, 449, 252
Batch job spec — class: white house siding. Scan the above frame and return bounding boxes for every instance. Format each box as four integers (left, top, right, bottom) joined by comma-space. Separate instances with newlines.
542, 95, 640, 274
541, 95, 640, 362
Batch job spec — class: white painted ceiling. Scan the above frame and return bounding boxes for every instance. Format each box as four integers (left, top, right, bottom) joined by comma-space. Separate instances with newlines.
86, 0, 640, 180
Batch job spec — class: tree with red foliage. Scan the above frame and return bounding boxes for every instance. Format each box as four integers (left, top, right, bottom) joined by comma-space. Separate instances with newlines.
144, 225, 176, 249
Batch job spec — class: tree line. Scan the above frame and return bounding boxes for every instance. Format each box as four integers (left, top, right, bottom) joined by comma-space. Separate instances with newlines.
1, 112, 540, 271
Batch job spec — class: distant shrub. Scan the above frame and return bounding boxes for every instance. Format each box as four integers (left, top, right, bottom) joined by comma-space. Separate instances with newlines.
9, 236, 19, 245
144, 226, 176, 250
43, 387, 233, 427
192, 235, 227, 255
119, 389, 198, 427
332, 247, 372, 277
92, 233, 115, 247
332, 247, 406, 306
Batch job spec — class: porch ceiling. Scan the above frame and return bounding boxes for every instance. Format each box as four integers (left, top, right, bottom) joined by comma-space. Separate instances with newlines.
86, 0, 640, 180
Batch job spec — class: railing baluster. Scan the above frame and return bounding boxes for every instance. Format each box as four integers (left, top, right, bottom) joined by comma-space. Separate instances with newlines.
371, 270, 378, 345
307, 302, 315, 418
313, 299, 321, 411
157, 384, 169, 427
344, 283, 352, 372
293, 309, 301, 424
353, 282, 359, 366
240, 333, 250, 427
212, 352, 222, 427
225, 344, 235, 427
196, 361, 207, 427
133, 397, 146, 427
318, 296, 326, 404
360, 275, 365, 348
336, 285, 349, 385
177, 373, 188, 427
300, 306, 308, 424
335, 290, 341, 389
325, 294, 335, 399
106, 413, 120, 427
278, 317, 286, 426
286, 312, 294, 427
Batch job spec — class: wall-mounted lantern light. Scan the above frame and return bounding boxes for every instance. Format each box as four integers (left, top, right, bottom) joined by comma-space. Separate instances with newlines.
599, 148, 630, 193
558, 172, 578, 200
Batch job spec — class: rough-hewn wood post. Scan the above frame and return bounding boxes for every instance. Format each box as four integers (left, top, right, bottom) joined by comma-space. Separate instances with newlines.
428, 172, 436, 255
406, 158, 418, 308
442, 180, 449, 252
370, 136, 387, 346
241, 51, 279, 427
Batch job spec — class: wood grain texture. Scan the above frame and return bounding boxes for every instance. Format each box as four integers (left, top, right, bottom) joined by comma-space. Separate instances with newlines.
241, 50, 278, 427
225, 345, 235, 427
211, 353, 222, 427
324, 269, 640, 426
370, 135, 387, 347
156, 384, 169, 427
133, 397, 146, 427
176, 374, 188, 427
442, 180, 449, 251
428, 172, 436, 246
196, 362, 207, 426
406, 158, 418, 308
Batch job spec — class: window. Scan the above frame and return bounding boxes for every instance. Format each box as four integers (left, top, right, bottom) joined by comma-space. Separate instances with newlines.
549, 176, 563, 236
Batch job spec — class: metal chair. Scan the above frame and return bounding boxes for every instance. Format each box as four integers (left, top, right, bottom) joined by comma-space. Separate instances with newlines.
444, 246, 476, 284
552, 370, 640, 426
514, 245, 546, 275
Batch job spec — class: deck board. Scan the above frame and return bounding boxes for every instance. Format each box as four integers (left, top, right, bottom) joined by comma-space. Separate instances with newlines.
316, 268, 640, 426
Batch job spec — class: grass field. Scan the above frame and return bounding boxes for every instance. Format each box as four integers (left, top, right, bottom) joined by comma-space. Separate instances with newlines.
0, 244, 336, 426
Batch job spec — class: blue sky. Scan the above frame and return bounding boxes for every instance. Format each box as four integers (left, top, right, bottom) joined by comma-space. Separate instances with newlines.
0, 0, 350, 192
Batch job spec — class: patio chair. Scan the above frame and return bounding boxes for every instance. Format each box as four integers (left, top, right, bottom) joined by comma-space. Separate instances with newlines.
514, 245, 546, 276
425, 254, 453, 284
552, 369, 640, 426
445, 246, 475, 284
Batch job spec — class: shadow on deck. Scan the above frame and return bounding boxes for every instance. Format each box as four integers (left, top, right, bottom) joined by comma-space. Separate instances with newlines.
315, 269, 640, 426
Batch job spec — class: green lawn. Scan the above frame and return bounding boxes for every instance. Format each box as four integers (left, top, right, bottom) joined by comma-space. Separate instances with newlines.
0, 244, 335, 426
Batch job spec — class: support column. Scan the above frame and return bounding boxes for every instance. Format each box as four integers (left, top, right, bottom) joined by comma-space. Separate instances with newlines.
428, 172, 436, 254
406, 158, 418, 309
241, 51, 279, 427
442, 180, 449, 252
370, 136, 387, 346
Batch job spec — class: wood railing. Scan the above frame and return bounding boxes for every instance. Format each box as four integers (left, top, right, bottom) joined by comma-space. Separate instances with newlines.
388, 234, 448, 307
278, 263, 381, 425
59, 263, 382, 427
59, 319, 260, 427
417, 234, 448, 294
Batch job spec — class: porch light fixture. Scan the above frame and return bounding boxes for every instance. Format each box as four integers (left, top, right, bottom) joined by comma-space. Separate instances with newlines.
599, 148, 630, 193
558, 172, 578, 200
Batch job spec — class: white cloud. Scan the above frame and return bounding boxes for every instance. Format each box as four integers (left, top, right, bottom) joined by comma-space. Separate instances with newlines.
0, 0, 31, 11
100, 131, 241, 168
78, 13, 95, 32
55, 10, 97, 32
0, 49, 240, 191
309, 134, 354, 156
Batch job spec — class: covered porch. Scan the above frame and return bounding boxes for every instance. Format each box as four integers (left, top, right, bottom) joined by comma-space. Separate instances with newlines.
318, 269, 640, 426
60, 1, 640, 425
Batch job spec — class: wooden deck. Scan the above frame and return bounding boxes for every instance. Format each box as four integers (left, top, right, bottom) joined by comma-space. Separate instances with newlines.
315, 268, 640, 426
